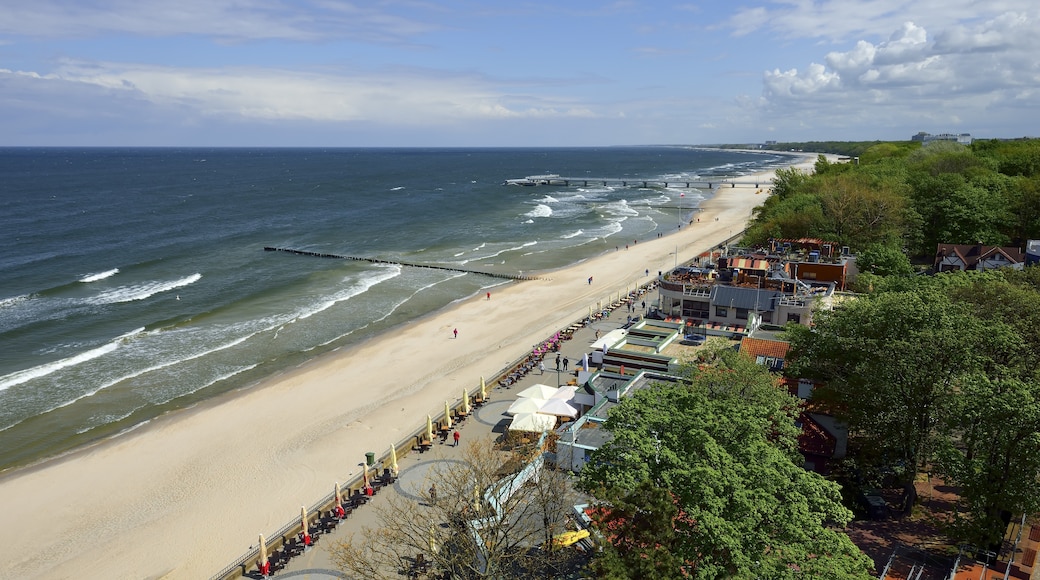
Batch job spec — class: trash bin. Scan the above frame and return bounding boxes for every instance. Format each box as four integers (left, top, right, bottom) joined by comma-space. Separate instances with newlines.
365, 452, 375, 466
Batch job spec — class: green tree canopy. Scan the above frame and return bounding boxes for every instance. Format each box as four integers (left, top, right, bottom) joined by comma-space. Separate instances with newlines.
786, 285, 993, 480
579, 347, 872, 579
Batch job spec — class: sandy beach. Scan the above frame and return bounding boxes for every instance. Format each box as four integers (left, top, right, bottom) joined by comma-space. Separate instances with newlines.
0, 153, 821, 579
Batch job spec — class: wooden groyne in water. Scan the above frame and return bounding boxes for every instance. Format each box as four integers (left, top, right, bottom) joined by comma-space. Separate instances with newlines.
263, 247, 542, 281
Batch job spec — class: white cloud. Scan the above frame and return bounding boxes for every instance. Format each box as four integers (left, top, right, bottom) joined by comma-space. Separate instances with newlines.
749, 9, 1040, 139
0, 0, 438, 43
2, 61, 604, 126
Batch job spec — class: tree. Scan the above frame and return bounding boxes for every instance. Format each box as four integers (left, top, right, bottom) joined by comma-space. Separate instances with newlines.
579, 347, 873, 579
933, 374, 1040, 547
786, 286, 990, 481
854, 243, 913, 278
328, 437, 577, 579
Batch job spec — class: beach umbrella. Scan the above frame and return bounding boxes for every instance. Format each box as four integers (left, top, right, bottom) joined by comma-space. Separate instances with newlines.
429, 523, 439, 553
508, 412, 557, 432
517, 383, 558, 399
363, 461, 370, 490
301, 506, 311, 545
552, 385, 578, 401
444, 400, 453, 429
479, 376, 487, 401
506, 397, 548, 416
425, 414, 434, 442
390, 443, 399, 477
258, 533, 270, 577
539, 397, 578, 418
335, 482, 343, 507
472, 484, 481, 514
461, 389, 471, 415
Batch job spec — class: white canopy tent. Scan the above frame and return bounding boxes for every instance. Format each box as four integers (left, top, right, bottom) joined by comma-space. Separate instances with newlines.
508, 412, 557, 432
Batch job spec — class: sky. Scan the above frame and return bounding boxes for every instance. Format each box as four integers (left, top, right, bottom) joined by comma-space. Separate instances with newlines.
1, 1, 1038, 147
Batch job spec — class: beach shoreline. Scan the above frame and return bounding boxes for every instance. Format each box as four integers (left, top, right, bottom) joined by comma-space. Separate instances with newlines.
0, 153, 823, 579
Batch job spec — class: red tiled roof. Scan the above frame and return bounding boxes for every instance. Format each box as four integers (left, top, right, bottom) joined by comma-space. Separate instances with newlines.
739, 337, 790, 360
935, 243, 1025, 268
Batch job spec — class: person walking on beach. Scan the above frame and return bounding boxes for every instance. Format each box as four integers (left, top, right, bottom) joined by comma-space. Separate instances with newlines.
555, 353, 561, 371
563, 357, 569, 371
486, 292, 491, 300
453, 430, 460, 447
453, 328, 458, 339
539, 361, 545, 375
429, 483, 438, 506
588, 276, 593, 285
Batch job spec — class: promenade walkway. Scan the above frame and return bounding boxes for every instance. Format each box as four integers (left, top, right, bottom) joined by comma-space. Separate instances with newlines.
261, 289, 657, 579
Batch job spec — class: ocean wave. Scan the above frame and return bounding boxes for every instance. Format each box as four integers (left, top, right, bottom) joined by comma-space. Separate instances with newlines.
390, 186, 405, 191
538, 195, 559, 203
523, 204, 552, 218
457, 241, 537, 265
0, 294, 32, 309
0, 327, 145, 392
601, 200, 640, 217
86, 273, 202, 305
295, 263, 402, 322
149, 364, 260, 407
560, 229, 584, 239
79, 268, 119, 283
599, 220, 625, 238
317, 271, 467, 348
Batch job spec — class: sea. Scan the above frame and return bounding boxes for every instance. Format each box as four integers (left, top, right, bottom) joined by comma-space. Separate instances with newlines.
0, 146, 794, 472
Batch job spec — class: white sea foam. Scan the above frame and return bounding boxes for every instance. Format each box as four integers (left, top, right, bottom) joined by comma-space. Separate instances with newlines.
599, 220, 625, 238
390, 186, 405, 191
79, 268, 119, 283
150, 364, 260, 407
0, 327, 144, 392
295, 264, 402, 322
602, 200, 640, 217
86, 273, 202, 305
560, 229, 584, 239
524, 204, 552, 218
538, 195, 559, 203
0, 294, 32, 309
317, 271, 467, 348
458, 241, 537, 265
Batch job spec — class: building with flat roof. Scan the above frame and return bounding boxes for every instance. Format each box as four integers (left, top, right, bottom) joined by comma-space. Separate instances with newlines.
911, 131, 973, 145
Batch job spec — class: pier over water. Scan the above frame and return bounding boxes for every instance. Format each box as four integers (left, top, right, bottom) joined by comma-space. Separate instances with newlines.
263, 247, 542, 281
504, 175, 765, 189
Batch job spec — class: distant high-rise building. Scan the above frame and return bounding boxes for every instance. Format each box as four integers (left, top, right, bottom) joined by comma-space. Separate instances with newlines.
911, 131, 973, 145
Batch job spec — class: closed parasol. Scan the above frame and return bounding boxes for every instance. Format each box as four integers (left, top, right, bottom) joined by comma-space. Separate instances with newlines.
443, 400, 453, 429
258, 533, 270, 576
390, 443, 399, 477
461, 389, 470, 415
301, 506, 311, 545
